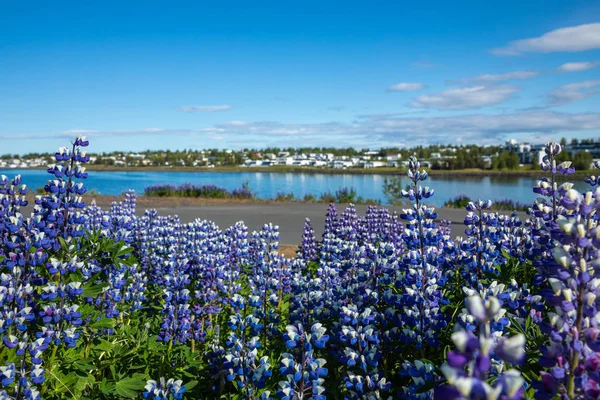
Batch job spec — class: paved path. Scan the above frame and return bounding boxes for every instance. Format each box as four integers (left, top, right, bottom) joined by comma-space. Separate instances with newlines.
148, 203, 525, 245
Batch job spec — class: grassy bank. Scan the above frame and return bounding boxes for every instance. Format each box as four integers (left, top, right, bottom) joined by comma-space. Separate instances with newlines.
144, 183, 381, 205
443, 194, 529, 211
74, 194, 376, 209
77, 193, 532, 211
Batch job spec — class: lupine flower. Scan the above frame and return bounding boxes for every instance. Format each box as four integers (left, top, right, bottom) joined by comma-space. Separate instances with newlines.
299, 218, 318, 263
143, 377, 187, 400
277, 323, 329, 400
533, 187, 600, 399
436, 295, 526, 399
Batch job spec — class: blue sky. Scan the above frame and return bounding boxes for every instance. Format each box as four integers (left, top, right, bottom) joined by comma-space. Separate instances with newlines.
1, 0, 600, 154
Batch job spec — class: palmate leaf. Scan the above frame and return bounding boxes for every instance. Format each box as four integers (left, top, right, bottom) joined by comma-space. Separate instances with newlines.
115, 373, 148, 399
72, 359, 96, 372
115, 244, 134, 258
99, 379, 116, 396
81, 280, 110, 298
46, 370, 83, 398
72, 371, 96, 396
92, 338, 115, 353
89, 317, 117, 330
185, 380, 199, 392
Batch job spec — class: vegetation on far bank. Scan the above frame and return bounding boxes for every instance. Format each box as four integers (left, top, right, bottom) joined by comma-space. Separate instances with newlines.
442, 194, 530, 211
68, 163, 596, 176
144, 183, 382, 205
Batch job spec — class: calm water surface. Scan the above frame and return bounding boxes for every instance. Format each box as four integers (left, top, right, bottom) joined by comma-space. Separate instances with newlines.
1, 169, 587, 207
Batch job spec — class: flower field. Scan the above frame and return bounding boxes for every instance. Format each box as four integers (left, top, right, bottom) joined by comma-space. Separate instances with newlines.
0, 137, 597, 399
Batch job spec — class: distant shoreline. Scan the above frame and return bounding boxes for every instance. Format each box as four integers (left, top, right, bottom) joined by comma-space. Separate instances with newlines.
8, 165, 591, 177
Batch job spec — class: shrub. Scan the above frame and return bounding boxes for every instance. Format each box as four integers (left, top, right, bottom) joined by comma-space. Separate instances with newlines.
144, 182, 253, 199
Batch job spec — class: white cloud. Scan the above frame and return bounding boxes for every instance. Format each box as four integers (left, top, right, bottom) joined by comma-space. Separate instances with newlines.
387, 82, 425, 92
10, 110, 599, 149
459, 70, 539, 83
221, 120, 249, 126
17, 111, 600, 147
556, 61, 600, 72
180, 105, 232, 112
410, 85, 519, 110
547, 80, 600, 106
492, 23, 600, 55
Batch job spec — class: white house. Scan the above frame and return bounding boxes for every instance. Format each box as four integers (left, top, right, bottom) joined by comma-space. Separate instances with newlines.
277, 156, 295, 165
248, 160, 267, 167
364, 161, 386, 169
292, 160, 311, 166
333, 160, 354, 169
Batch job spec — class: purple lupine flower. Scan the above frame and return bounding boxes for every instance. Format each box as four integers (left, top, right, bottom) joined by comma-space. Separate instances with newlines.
437, 294, 526, 399
533, 186, 600, 398
300, 218, 318, 263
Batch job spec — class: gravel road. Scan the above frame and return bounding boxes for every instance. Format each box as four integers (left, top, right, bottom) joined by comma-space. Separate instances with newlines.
147, 203, 525, 244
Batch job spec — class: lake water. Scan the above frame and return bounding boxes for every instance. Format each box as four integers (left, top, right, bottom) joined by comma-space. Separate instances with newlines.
1, 169, 588, 207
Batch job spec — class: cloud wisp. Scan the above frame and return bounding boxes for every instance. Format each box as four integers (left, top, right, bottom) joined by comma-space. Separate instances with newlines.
410, 85, 519, 110
547, 80, 600, 106
387, 82, 426, 92
6, 110, 600, 149
556, 61, 600, 72
456, 70, 539, 84
492, 23, 600, 55
180, 105, 233, 112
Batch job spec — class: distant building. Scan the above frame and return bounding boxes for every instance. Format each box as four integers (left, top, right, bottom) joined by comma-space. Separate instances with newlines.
333, 160, 354, 169
504, 139, 535, 164
277, 156, 294, 165
481, 156, 493, 169
565, 142, 600, 158
364, 161, 386, 169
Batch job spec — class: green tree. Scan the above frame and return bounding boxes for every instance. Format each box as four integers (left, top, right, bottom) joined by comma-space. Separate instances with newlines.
383, 176, 410, 206
573, 151, 593, 170
493, 151, 520, 170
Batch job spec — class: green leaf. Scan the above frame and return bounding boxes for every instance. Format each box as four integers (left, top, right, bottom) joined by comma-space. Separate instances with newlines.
90, 317, 116, 330
99, 379, 116, 396
115, 244, 134, 258
81, 281, 109, 298
73, 360, 96, 372
115, 374, 147, 399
